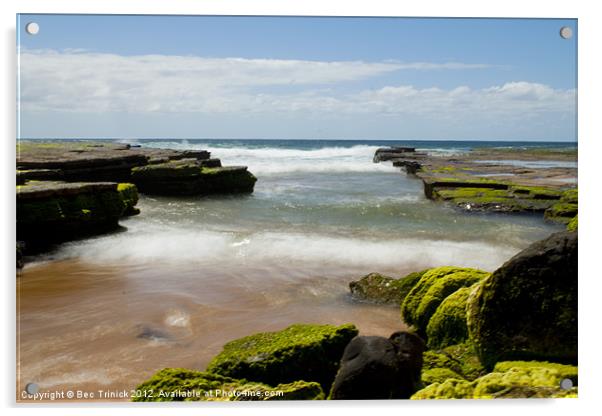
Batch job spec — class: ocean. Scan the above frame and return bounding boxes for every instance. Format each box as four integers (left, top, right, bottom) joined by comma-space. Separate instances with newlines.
17, 138, 570, 396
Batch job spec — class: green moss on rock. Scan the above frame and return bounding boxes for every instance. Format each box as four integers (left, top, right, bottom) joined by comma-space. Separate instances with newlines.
426, 284, 478, 349
467, 232, 577, 370
473, 365, 577, 398
117, 183, 140, 216
431, 184, 563, 212
206, 323, 358, 391
349, 269, 428, 304
493, 361, 577, 384
412, 378, 475, 399
401, 267, 489, 335
132, 162, 257, 195
567, 215, 578, 232
413, 360, 578, 399
422, 367, 464, 386
560, 188, 578, 204
423, 343, 486, 382
544, 202, 578, 223
132, 368, 324, 402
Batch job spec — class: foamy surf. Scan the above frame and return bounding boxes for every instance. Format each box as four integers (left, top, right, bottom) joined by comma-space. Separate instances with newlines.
141, 141, 394, 174
55, 227, 520, 273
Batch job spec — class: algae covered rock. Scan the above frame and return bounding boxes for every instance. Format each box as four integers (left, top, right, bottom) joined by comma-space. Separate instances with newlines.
131, 161, 257, 195
206, 323, 358, 391
17, 180, 142, 253
472, 363, 578, 398
426, 284, 477, 349
493, 361, 577, 384
544, 188, 578, 223
117, 183, 140, 216
401, 266, 489, 335
567, 215, 578, 232
349, 270, 427, 305
467, 231, 577, 370
132, 368, 324, 401
422, 343, 486, 382
413, 360, 578, 399
17, 181, 128, 251
421, 367, 464, 386
412, 378, 475, 399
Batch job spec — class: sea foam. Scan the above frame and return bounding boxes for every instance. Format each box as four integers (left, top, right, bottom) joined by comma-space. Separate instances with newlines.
56, 226, 520, 273
141, 141, 394, 174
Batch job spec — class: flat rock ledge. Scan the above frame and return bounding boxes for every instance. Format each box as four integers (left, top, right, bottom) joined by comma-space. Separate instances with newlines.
17, 141, 257, 195
17, 180, 140, 254
373, 146, 577, 217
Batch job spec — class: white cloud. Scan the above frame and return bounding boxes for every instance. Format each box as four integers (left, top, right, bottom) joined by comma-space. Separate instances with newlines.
18, 48, 574, 124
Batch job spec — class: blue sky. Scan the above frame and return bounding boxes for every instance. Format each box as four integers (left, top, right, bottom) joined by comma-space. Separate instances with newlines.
18, 14, 577, 141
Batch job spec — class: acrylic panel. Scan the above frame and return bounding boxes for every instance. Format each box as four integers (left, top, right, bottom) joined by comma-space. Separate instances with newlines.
16, 14, 578, 403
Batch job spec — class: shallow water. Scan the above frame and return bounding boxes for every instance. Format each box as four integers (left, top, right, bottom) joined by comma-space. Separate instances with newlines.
17, 140, 564, 400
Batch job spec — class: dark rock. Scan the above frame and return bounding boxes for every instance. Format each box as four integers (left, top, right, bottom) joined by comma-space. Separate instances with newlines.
17, 169, 63, 182
16, 141, 256, 196
467, 231, 577, 370
132, 162, 256, 196
392, 160, 422, 174
373, 147, 417, 163
17, 181, 140, 253
16, 242, 24, 270
200, 158, 222, 168
329, 331, 425, 400
136, 325, 172, 342
169, 150, 211, 161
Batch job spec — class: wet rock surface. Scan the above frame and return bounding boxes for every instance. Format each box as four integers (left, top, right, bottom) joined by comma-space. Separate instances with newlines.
467, 231, 578, 369
16, 180, 137, 253
16, 141, 258, 256
17, 141, 256, 195
329, 331, 426, 400
373, 146, 577, 215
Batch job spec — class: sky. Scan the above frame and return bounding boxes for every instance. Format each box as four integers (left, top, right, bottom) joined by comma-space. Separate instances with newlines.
17, 14, 577, 141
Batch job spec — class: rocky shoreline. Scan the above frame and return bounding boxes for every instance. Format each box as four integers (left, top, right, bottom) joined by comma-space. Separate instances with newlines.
374, 146, 578, 222
16, 141, 257, 259
17, 141, 578, 400
133, 225, 577, 400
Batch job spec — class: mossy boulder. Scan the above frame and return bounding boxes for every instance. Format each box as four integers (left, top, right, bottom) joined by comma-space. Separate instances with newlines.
349, 270, 427, 305
472, 363, 577, 398
132, 368, 324, 401
206, 323, 358, 391
412, 378, 475, 399
117, 183, 140, 216
401, 267, 489, 335
567, 215, 578, 232
422, 343, 486, 382
426, 284, 478, 349
493, 361, 577, 385
413, 360, 578, 399
421, 367, 464, 386
467, 231, 577, 370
